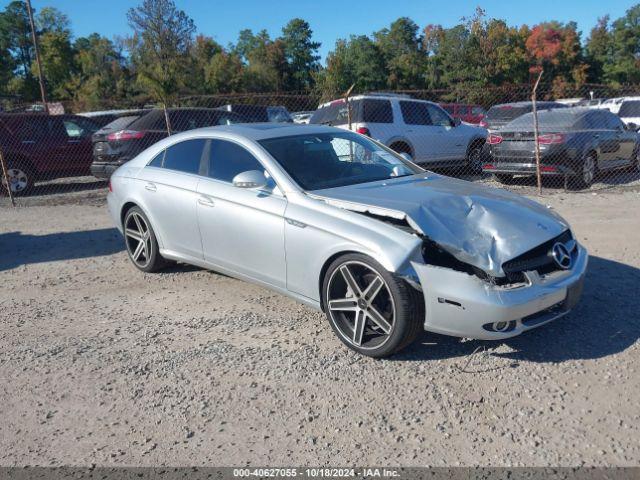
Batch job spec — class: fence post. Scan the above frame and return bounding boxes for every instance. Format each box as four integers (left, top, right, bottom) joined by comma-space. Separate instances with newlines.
531, 69, 544, 195
0, 146, 16, 207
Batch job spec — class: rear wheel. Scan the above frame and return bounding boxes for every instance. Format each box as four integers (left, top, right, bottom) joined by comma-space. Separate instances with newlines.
322, 253, 423, 358
1, 161, 35, 196
390, 142, 413, 160
466, 142, 484, 174
123, 206, 170, 272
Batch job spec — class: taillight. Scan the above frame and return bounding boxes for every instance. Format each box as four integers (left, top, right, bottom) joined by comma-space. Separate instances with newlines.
483, 164, 495, 170
107, 130, 145, 141
356, 127, 371, 137
108, 180, 112, 192
487, 133, 503, 145
537, 133, 565, 144
479, 119, 488, 128
540, 165, 558, 172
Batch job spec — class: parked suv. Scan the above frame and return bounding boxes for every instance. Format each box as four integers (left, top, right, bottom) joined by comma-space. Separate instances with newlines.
481, 101, 566, 131
0, 113, 99, 195
91, 108, 245, 179
440, 103, 486, 125
310, 94, 487, 169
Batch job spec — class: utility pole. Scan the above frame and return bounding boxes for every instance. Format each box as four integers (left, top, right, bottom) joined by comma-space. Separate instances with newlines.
25, 0, 49, 114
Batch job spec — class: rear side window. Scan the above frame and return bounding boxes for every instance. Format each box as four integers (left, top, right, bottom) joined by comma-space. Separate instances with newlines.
161, 139, 207, 174
208, 140, 264, 183
400, 101, 431, 125
603, 112, 625, 130
361, 99, 392, 123
309, 100, 357, 126
618, 101, 640, 118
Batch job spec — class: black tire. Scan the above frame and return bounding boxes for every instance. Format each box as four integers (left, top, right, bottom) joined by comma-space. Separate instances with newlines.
322, 253, 423, 358
1, 160, 35, 196
494, 173, 514, 185
389, 142, 413, 160
572, 152, 597, 189
629, 147, 640, 173
466, 142, 484, 174
123, 206, 170, 273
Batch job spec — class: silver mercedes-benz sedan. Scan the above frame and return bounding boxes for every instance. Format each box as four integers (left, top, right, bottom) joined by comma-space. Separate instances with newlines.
107, 123, 587, 358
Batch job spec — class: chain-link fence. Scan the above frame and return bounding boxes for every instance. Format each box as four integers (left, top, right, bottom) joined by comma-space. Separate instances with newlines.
2, 83, 640, 206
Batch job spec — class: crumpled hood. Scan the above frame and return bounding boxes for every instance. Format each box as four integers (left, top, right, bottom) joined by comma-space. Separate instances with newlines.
313, 173, 569, 277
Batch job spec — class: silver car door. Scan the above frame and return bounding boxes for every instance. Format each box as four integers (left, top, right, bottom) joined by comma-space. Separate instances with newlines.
398, 100, 444, 163
197, 139, 287, 288
135, 139, 207, 260
424, 103, 467, 161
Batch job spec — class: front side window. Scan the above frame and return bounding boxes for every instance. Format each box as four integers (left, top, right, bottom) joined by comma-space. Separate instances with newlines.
160, 139, 207, 174
425, 104, 453, 127
208, 140, 264, 183
259, 132, 422, 191
400, 101, 431, 125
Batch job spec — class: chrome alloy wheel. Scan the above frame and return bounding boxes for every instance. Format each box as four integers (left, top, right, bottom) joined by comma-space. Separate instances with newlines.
124, 212, 153, 268
4, 168, 29, 193
326, 261, 396, 350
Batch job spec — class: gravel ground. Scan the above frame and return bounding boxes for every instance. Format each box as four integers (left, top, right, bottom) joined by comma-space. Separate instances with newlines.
1, 185, 639, 467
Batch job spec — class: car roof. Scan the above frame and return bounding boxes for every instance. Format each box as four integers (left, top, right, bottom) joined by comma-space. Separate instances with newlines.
489, 101, 564, 108
176, 123, 338, 141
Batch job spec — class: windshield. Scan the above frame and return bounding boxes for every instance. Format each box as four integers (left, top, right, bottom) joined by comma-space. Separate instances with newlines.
259, 132, 422, 190
619, 101, 640, 117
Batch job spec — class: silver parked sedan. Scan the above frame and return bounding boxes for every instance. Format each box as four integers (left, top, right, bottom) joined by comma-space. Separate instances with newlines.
107, 124, 588, 358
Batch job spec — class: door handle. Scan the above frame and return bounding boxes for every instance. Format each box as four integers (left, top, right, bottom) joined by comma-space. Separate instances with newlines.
197, 196, 215, 207
144, 182, 157, 192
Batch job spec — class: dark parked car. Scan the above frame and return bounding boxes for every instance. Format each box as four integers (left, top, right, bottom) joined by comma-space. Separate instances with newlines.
440, 103, 486, 125
480, 101, 566, 131
215, 104, 293, 123
0, 113, 99, 195
90, 108, 245, 179
483, 108, 640, 188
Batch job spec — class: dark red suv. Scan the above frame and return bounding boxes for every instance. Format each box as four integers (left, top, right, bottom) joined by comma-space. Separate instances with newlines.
439, 103, 486, 125
0, 113, 99, 195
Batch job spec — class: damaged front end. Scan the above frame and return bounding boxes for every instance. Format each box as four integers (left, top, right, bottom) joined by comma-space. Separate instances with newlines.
311, 184, 587, 340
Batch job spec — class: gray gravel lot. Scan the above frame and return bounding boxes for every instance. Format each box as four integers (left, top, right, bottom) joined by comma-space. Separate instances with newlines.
1, 185, 639, 467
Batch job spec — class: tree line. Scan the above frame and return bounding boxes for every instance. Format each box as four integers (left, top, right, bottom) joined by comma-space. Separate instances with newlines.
1, 0, 639, 111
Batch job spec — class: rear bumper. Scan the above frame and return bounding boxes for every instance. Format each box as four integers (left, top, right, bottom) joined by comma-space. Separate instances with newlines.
91, 159, 129, 180
483, 162, 576, 176
412, 243, 588, 340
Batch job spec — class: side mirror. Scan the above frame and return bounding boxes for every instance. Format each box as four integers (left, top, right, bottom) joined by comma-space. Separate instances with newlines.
626, 122, 639, 131
232, 170, 267, 189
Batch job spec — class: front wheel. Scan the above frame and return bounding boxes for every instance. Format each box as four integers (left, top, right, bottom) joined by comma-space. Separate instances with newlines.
572, 153, 597, 189
322, 253, 423, 358
1, 161, 35, 196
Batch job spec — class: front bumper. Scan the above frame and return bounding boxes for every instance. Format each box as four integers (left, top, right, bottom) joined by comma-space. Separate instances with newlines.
411, 243, 588, 340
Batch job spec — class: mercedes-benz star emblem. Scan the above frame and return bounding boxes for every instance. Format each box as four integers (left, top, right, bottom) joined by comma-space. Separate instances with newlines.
551, 242, 572, 270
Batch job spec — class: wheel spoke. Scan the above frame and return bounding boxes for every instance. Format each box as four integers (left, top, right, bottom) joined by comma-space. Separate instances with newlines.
132, 214, 145, 235
362, 275, 384, 303
329, 298, 358, 311
340, 265, 362, 296
366, 305, 392, 334
352, 309, 366, 346
132, 240, 145, 261
125, 228, 143, 241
